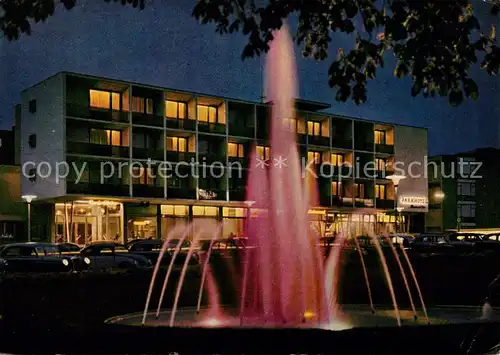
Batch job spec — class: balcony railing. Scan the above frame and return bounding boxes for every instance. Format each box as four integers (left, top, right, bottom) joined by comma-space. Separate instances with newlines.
228, 156, 248, 169
376, 199, 395, 210
376, 144, 394, 155
355, 141, 374, 152
133, 184, 165, 198
67, 182, 130, 197
229, 189, 246, 201
375, 169, 395, 179
66, 142, 129, 158
319, 194, 332, 207
166, 151, 195, 163
320, 164, 353, 178
229, 125, 254, 138
167, 187, 197, 200
198, 122, 226, 134
166, 117, 196, 131
297, 134, 307, 145
308, 135, 330, 147
133, 147, 164, 161
354, 198, 375, 208
332, 196, 351, 207
332, 135, 352, 149
200, 153, 226, 165
66, 103, 129, 123
132, 113, 164, 127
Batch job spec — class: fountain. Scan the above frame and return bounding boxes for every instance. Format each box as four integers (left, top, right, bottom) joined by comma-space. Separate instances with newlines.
104, 24, 500, 354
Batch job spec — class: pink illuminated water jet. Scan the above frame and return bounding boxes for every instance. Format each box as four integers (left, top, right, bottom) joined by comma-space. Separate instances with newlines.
138, 24, 430, 331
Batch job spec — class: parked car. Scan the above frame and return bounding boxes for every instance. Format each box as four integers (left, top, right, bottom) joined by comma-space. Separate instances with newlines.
410, 233, 453, 255
479, 233, 500, 252
447, 232, 484, 248
387, 234, 414, 249
0, 243, 85, 273
56, 242, 82, 253
128, 239, 199, 266
77, 242, 152, 271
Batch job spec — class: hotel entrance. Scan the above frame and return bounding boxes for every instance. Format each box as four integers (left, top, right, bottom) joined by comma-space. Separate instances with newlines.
54, 201, 124, 245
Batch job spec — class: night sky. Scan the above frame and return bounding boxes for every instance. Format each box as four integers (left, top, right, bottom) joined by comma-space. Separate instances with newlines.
0, 0, 498, 155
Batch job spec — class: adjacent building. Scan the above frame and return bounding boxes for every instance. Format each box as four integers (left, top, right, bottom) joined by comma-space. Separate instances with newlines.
426, 148, 500, 232
19, 72, 429, 244
0, 126, 27, 239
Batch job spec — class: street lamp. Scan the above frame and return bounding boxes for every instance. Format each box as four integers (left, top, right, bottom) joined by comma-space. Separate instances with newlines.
434, 191, 445, 201
387, 174, 406, 233
21, 194, 37, 242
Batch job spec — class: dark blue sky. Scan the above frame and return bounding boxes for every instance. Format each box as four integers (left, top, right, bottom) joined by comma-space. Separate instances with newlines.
0, 1, 498, 155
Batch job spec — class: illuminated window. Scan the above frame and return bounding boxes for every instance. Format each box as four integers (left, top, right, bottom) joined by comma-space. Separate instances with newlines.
161, 205, 188, 216
107, 130, 121, 146
112, 93, 120, 110
284, 118, 296, 132
90, 129, 121, 146
222, 207, 245, 217
228, 143, 244, 158
375, 158, 386, 171
375, 184, 386, 199
131, 167, 154, 185
332, 181, 342, 196
90, 90, 111, 109
166, 100, 186, 119
166, 137, 187, 152
131, 97, 153, 114
308, 151, 321, 164
197, 105, 218, 123
307, 121, 321, 136
331, 153, 344, 166
374, 130, 386, 144
354, 183, 365, 198
193, 206, 219, 216
257, 146, 270, 160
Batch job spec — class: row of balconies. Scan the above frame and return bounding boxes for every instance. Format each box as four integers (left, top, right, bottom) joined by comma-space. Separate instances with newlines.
65, 103, 394, 153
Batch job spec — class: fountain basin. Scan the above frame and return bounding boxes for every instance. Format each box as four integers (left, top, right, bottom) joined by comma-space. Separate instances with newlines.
101, 306, 500, 354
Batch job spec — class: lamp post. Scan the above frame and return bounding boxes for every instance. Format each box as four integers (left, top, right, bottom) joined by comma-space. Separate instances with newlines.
240, 200, 256, 325
387, 175, 406, 233
434, 191, 445, 231
21, 194, 37, 242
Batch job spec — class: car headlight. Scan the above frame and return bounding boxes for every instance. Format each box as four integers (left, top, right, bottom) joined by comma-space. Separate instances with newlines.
62, 259, 69, 266
83, 257, 91, 265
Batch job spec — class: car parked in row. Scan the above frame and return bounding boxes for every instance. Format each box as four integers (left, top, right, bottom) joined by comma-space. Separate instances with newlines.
0, 243, 90, 273
77, 242, 152, 271
128, 239, 199, 266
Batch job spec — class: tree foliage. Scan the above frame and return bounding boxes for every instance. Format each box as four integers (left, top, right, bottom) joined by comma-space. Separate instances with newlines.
2, 0, 500, 106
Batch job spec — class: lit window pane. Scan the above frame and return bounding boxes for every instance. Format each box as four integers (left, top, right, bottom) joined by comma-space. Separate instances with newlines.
209, 107, 217, 123
132, 97, 145, 113
228, 143, 237, 157
178, 102, 186, 119
111, 93, 120, 110
178, 138, 186, 152
90, 90, 110, 109
238, 144, 244, 157
166, 101, 178, 118
197, 105, 208, 122
111, 131, 121, 146
146, 98, 154, 114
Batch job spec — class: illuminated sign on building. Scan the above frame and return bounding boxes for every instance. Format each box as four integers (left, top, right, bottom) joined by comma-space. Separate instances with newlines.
399, 196, 428, 208
198, 189, 217, 200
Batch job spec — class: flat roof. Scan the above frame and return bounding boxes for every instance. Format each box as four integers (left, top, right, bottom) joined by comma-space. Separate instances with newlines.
21, 71, 427, 131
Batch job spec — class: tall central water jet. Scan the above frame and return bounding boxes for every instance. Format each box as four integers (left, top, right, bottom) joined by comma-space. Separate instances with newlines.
242, 24, 330, 325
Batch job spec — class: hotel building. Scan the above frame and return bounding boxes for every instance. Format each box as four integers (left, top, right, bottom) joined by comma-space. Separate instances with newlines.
19, 72, 428, 244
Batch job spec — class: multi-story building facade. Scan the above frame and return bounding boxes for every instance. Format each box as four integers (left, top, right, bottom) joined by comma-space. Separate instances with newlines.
19, 72, 428, 244
426, 148, 500, 232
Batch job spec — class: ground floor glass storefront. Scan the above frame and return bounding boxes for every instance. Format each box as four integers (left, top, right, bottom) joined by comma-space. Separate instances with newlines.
52, 200, 406, 245
54, 201, 123, 244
